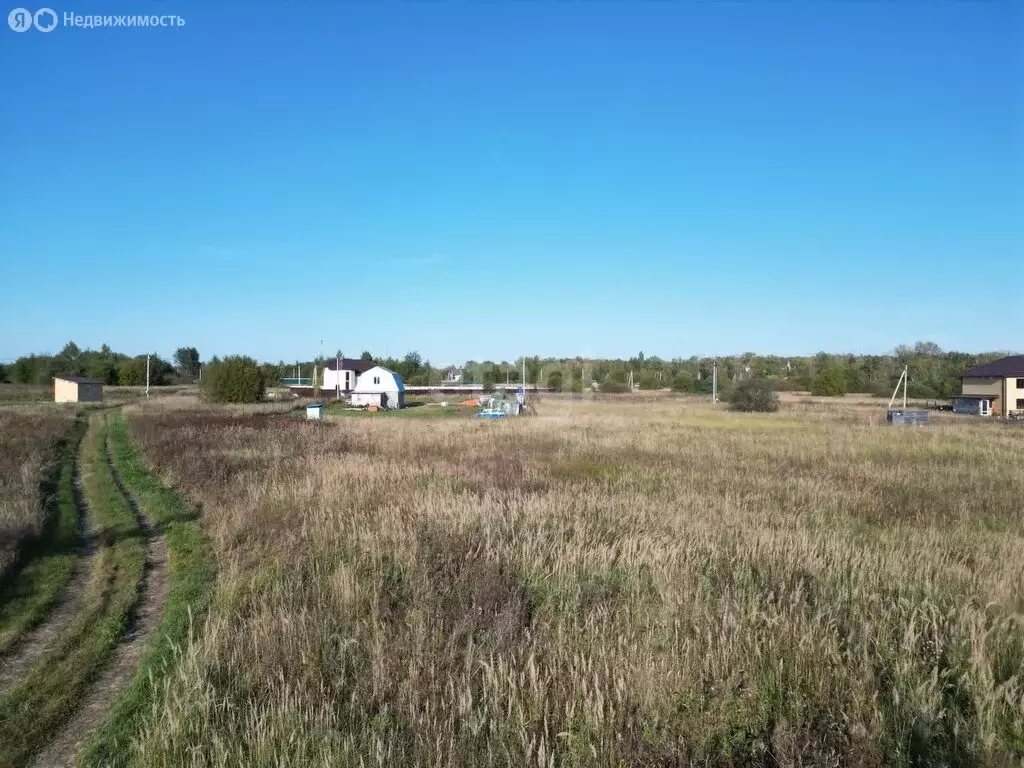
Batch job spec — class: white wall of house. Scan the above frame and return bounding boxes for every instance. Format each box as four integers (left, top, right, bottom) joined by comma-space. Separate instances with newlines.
352, 366, 405, 409
323, 368, 359, 393
351, 392, 384, 407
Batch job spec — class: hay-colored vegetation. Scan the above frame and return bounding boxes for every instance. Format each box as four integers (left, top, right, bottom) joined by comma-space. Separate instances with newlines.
0, 408, 76, 576
116, 397, 1023, 765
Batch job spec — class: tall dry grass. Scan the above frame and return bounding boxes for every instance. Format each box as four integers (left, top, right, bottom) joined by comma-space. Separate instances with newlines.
0, 408, 76, 575
122, 399, 1023, 766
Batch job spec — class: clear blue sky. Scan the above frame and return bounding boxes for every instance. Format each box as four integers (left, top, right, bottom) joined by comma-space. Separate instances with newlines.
2, 0, 1021, 366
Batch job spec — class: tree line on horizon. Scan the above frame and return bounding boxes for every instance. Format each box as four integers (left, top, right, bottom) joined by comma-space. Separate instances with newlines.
1, 341, 1011, 401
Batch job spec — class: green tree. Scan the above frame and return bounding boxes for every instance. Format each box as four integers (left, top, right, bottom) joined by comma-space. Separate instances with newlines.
0, 363, 7, 383
482, 366, 498, 392
671, 371, 695, 392
811, 365, 847, 397
360, 351, 373, 361
117, 355, 173, 387
88, 357, 119, 385
525, 357, 542, 385
117, 358, 146, 386
53, 341, 86, 377
11, 357, 37, 384
637, 372, 660, 390
546, 370, 563, 391
728, 378, 779, 413
173, 346, 201, 379
57, 341, 81, 363
201, 356, 265, 403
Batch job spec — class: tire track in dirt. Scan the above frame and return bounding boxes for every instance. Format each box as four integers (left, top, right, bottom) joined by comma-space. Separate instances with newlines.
0, 445, 97, 691
29, 434, 169, 768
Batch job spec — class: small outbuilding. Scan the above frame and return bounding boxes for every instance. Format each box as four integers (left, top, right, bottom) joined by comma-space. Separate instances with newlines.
306, 403, 325, 420
351, 366, 405, 409
54, 376, 103, 404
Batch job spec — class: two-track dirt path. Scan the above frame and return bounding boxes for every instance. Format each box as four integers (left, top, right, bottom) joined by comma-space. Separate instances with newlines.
29, 434, 169, 768
0, 446, 97, 691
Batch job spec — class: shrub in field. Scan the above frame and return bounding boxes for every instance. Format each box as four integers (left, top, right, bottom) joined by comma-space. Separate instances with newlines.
599, 379, 629, 393
727, 378, 779, 412
769, 376, 796, 391
637, 373, 661, 390
545, 370, 563, 391
811, 365, 847, 396
671, 371, 695, 392
200, 356, 265, 403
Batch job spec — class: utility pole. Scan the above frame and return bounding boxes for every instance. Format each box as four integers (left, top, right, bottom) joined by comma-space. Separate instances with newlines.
336, 354, 341, 400
712, 360, 718, 404
887, 365, 909, 411
145, 355, 150, 399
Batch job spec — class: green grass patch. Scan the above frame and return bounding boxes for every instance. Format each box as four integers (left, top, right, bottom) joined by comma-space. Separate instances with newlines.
79, 410, 216, 767
0, 414, 145, 768
0, 417, 86, 654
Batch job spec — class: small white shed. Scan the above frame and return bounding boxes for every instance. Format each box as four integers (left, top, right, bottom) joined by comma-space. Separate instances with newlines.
351, 366, 405, 409
54, 376, 103, 403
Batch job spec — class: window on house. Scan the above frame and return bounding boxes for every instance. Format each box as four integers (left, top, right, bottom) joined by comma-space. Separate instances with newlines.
1018, 399, 1024, 409
374, 376, 380, 385
1017, 379, 1024, 389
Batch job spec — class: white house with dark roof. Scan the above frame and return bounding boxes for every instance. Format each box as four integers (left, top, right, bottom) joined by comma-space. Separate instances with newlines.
322, 358, 376, 396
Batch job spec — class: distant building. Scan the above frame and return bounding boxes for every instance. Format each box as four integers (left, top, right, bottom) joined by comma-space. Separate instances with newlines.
351, 366, 405, 409
955, 356, 1024, 418
322, 358, 375, 396
54, 376, 103, 403
443, 367, 463, 384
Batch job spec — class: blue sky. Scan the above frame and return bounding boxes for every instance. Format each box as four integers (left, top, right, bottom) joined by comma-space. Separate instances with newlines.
1, 0, 1021, 366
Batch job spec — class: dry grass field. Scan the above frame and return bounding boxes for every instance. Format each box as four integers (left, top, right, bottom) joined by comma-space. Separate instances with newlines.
0, 408, 76, 575
111, 396, 1023, 766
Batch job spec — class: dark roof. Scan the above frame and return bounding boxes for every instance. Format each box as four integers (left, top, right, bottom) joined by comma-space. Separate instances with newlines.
54, 376, 103, 385
963, 355, 1024, 378
325, 358, 375, 374
954, 394, 998, 400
